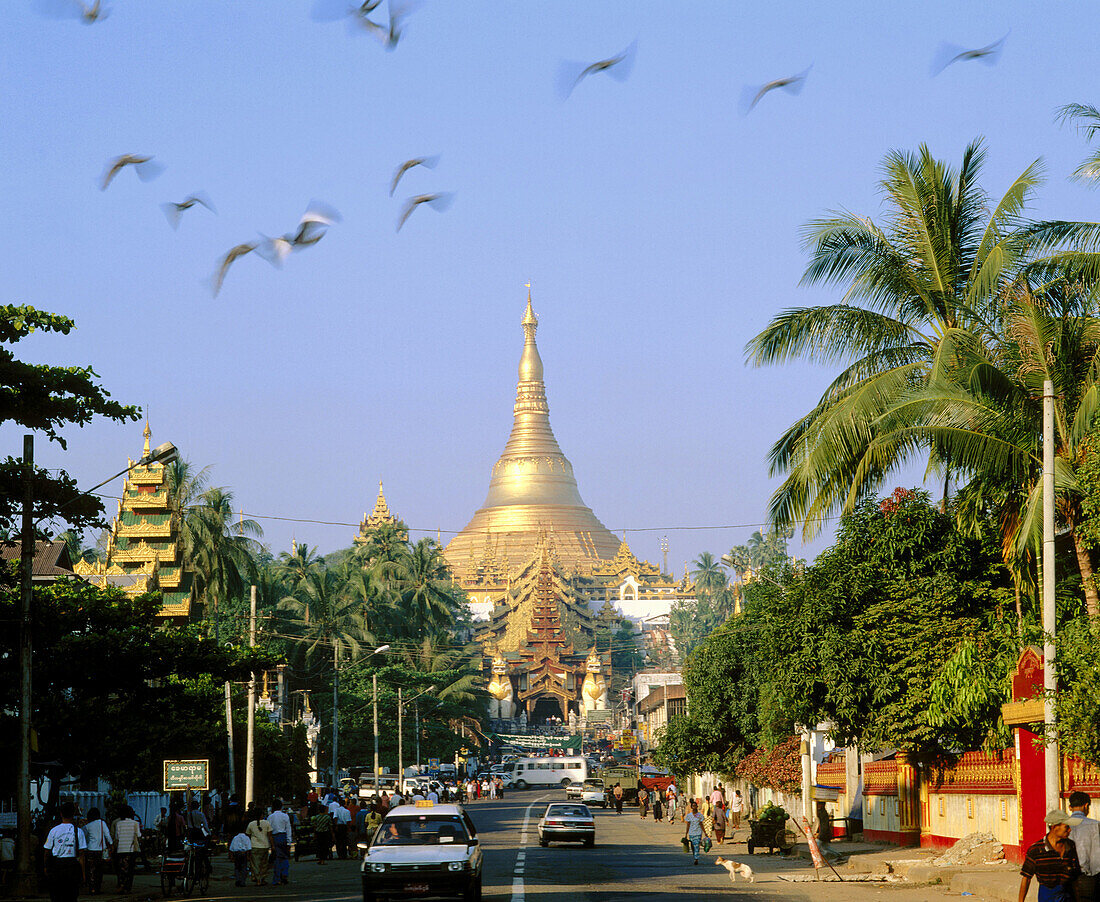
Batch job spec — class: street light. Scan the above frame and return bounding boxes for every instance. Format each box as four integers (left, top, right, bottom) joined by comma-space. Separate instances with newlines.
360, 644, 390, 795
397, 684, 436, 792
15, 434, 177, 896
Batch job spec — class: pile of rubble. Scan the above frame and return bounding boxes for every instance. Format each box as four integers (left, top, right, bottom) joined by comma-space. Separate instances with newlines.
931, 832, 1005, 866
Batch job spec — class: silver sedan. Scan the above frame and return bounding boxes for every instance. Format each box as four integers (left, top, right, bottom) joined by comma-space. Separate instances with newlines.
537, 803, 595, 848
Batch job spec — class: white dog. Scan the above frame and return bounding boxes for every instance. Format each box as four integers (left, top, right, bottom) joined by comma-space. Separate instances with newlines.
714, 856, 755, 883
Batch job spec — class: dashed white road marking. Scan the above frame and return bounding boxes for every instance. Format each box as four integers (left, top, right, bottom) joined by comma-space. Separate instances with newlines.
511, 794, 550, 902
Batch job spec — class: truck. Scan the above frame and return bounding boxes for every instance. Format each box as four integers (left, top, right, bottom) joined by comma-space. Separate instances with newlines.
596, 764, 641, 801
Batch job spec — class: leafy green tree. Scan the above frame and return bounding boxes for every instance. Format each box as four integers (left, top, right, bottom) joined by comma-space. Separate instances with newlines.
0, 576, 268, 791
0, 305, 140, 534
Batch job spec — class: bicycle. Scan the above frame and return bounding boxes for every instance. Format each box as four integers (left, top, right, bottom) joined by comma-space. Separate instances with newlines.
160, 840, 210, 897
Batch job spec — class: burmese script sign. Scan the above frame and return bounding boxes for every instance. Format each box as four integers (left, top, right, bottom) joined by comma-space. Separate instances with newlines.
163, 759, 209, 792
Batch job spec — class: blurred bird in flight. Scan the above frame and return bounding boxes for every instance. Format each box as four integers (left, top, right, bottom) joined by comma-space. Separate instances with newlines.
390, 156, 440, 196
210, 243, 258, 297
161, 193, 216, 230
35, 0, 108, 23
931, 32, 1009, 76
397, 193, 454, 231
100, 155, 165, 190
257, 201, 343, 266
310, 0, 386, 36
740, 66, 811, 114
556, 40, 637, 99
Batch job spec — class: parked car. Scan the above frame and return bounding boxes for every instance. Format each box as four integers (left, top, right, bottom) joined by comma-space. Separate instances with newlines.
537, 803, 595, 848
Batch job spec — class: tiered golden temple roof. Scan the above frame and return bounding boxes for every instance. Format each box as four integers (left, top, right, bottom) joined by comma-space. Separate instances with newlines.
74, 424, 195, 619
444, 292, 620, 579
355, 481, 407, 543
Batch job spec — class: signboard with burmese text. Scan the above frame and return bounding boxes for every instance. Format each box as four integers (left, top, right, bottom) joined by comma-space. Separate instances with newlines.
163, 759, 209, 792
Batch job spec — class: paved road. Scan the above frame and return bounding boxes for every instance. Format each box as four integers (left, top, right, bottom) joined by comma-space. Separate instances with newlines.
91, 790, 954, 902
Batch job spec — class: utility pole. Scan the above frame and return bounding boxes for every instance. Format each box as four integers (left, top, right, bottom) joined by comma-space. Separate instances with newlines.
415, 704, 420, 773
15, 436, 34, 896
332, 641, 340, 788
397, 687, 403, 792
245, 585, 257, 806
224, 682, 237, 796
1043, 379, 1060, 812
373, 673, 380, 795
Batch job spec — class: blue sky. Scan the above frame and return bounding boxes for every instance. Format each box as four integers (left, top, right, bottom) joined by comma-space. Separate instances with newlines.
6, 0, 1100, 569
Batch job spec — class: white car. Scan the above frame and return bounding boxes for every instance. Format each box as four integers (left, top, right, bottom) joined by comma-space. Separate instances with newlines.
537, 803, 595, 848
361, 803, 482, 901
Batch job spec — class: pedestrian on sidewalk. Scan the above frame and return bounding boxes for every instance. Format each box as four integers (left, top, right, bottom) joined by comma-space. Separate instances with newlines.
268, 799, 293, 886
1070, 792, 1100, 902
245, 805, 273, 886
228, 830, 251, 887
638, 786, 649, 819
113, 806, 141, 894
44, 801, 86, 902
613, 783, 623, 815
684, 799, 705, 866
703, 799, 715, 842
1018, 808, 1084, 902
82, 808, 111, 895
714, 801, 727, 845
730, 790, 743, 830
653, 792, 663, 823
666, 786, 678, 826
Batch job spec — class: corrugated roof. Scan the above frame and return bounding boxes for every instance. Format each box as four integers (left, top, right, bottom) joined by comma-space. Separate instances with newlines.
0, 540, 76, 580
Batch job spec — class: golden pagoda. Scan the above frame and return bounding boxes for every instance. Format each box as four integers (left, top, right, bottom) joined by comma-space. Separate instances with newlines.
74, 424, 196, 622
354, 481, 408, 544
445, 292, 620, 585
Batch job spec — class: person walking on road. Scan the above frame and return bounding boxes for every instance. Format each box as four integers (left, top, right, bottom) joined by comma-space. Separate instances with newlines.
684, 799, 705, 866
44, 801, 86, 902
333, 800, 352, 859
613, 783, 623, 815
112, 806, 142, 894
228, 829, 251, 887
730, 790, 743, 830
638, 786, 649, 819
311, 806, 334, 865
267, 799, 293, 886
713, 801, 727, 845
245, 805, 273, 886
1069, 792, 1100, 902
1018, 808, 1084, 902
82, 808, 110, 895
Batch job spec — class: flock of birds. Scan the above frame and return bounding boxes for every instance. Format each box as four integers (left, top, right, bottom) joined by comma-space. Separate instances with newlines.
41, 0, 1011, 297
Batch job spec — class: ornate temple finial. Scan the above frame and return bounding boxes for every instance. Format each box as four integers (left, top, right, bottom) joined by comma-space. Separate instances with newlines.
142, 422, 151, 458
518, 292, 542, 383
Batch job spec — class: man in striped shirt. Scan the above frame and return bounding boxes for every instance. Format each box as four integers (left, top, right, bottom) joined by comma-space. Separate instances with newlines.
1019, 808, 1085, 902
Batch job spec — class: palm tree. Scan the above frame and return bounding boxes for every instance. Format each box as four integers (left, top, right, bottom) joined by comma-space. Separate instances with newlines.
394, 539, 462, 643
277, 542, 324, 591
690, 552, 727, 594
746, 138, 1100, 547
277, 566, 373, 663
746, 139, 1053, 536
185, 487, 263, 639
898, 276, 1100, 616
356, 521, 409, 567
1058, 104, 1100, 184
166, 461, 262, 639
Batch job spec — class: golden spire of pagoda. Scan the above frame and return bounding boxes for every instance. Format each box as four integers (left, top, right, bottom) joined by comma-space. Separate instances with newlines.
142, 421, 151, 458
444, 290, 620, 575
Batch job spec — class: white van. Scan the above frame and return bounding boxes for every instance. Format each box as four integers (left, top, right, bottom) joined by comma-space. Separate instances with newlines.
508, 756, 588, 790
